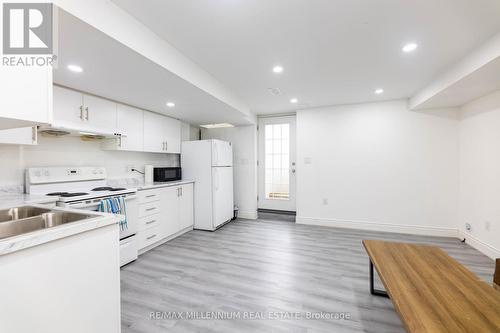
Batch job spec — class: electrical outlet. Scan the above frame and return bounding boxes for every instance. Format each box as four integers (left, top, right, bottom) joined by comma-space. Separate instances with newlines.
485, 221, 491, 231
465, 223, 472, 232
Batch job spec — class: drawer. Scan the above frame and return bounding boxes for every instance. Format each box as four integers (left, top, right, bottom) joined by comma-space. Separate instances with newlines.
139, 201, 161, 217
138, 226, 162, 249
138, 213, 161, 231
138, 189, 161, 204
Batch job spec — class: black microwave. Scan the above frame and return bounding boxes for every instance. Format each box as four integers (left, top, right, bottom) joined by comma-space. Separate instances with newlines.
153, 167, 182, 182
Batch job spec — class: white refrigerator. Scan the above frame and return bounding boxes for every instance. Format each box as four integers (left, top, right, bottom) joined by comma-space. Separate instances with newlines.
181, 139, 234, 231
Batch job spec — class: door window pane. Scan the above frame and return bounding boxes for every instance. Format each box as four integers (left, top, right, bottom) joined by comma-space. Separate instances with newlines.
264, 123, 290, 200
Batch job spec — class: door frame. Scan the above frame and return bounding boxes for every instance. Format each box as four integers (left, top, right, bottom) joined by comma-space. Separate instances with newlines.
257, 115, 297, 212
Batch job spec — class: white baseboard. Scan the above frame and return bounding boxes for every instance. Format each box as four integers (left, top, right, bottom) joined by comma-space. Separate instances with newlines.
238, 210, 258, 220
458, 230, 500, 259
296, 216, 459, 238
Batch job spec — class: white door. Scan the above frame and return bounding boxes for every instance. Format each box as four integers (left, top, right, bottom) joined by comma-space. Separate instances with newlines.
163, 117, 181, 153
258, 116, 297, 212
53, 86, 85, 129
179, 184, 194, 230
0, 66, 52, 129
211, 140, 233, 166
83, 94, 117, 132
143, 112, 164, 153
160, 186, 180, 238
116, 104, 144, 151
212, 167, 234, 228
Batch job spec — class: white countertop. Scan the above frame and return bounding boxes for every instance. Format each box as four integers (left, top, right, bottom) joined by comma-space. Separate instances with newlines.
138, 179, 195, 190
0, 193, 58, 209
0, 193, 121, 256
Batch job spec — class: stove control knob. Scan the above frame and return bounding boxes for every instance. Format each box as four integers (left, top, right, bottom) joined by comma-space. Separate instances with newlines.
44, 170, 50, 177
92, 170, 98, 175
34, 171, 41, 177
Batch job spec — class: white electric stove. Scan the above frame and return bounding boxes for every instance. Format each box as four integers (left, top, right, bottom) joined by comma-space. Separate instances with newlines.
26, 166, 138, 266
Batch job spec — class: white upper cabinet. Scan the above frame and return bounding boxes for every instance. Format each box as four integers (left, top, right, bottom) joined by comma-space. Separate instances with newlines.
163, 116, 181, 153
53, 86, 117, 133
53, 85, 85, 129
144, 112, 181, 153
54, 86, 181, 154
113, 104, 144, 151
82, 94, 117, 132
0, 127, 37, 145
0, 66, 52, 130
143, 111, 166, 153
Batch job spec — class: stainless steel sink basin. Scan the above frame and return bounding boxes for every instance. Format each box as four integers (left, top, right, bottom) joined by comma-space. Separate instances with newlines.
0, 210, 95, 240
0, 206, 52, 222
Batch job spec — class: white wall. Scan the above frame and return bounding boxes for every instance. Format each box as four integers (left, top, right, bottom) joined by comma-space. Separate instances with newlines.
296, 100, 460, 237
0, 135, 177, 189
201, 126, 258, 219
459, 90, 500, 258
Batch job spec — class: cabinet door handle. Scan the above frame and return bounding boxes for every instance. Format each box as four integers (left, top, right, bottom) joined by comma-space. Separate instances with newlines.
165, 140, 168, 151
146, 234, 157, 240
85, 107, 89, 121
79, 106, 84, 120
146, 207, 156, 212
180, 187, 183, 196
145, 194, 156, 198
146, 220, 156, 225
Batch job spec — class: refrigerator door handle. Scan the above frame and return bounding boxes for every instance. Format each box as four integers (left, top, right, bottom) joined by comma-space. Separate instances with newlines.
214, 168, 219, 191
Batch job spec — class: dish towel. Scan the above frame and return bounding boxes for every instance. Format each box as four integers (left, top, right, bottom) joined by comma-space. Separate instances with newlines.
98, 197, 128, 231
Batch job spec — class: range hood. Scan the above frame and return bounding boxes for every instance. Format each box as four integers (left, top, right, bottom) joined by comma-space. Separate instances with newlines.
38, 125, 126, 139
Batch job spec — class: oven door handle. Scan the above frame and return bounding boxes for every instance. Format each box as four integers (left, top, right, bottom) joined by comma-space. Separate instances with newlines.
69, 194, 138, 209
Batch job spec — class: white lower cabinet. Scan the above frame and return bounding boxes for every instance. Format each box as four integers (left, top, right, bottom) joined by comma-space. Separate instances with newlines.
137, 183, 194, 252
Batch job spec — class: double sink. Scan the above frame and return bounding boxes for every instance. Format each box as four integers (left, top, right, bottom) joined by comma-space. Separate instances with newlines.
0, 206, 95, 240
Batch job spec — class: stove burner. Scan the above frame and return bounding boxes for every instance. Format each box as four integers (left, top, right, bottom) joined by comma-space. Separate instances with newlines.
92, 187, 113, 191
59, 192, 89, 197
47, 192, 69, 196
109, 188, 126, 191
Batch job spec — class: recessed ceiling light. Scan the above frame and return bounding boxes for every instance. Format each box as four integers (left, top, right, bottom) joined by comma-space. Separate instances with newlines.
272, 65, 284, 73
200, 123, 234, 129
402, 43, 418, 53
375, 89, 384, 94
166, 102, 175, 108
67, 64, 83, 73
290, 98, 298, 104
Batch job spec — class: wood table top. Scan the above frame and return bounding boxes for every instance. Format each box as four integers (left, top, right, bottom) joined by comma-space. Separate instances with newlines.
362, 240, 500, 333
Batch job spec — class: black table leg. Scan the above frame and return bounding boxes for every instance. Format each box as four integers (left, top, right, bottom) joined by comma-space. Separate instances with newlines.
370, 260, 389, 298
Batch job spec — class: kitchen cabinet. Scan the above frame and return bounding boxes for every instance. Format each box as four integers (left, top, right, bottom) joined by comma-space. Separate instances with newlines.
163, 116, 181, 153
53, 85, 84, 129
161, 186, 180, 238
102, 104, 144, 151
52, 86, 117, 132
0, 127, 37, 145
137, 183, 194, 252
178, 184, 194, 230
143, 111, 181, 153
82, 94, 117, 132
0, 66, 52, 129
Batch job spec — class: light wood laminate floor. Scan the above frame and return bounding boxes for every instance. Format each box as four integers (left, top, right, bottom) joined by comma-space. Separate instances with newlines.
121, 219, 495, 333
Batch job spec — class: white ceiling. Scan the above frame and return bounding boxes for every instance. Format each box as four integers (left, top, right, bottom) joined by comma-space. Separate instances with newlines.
54, 9, 252, 126
112, 0, 500, 114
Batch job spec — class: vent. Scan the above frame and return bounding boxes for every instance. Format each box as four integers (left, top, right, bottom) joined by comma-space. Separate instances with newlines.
39, 129, 70, 137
